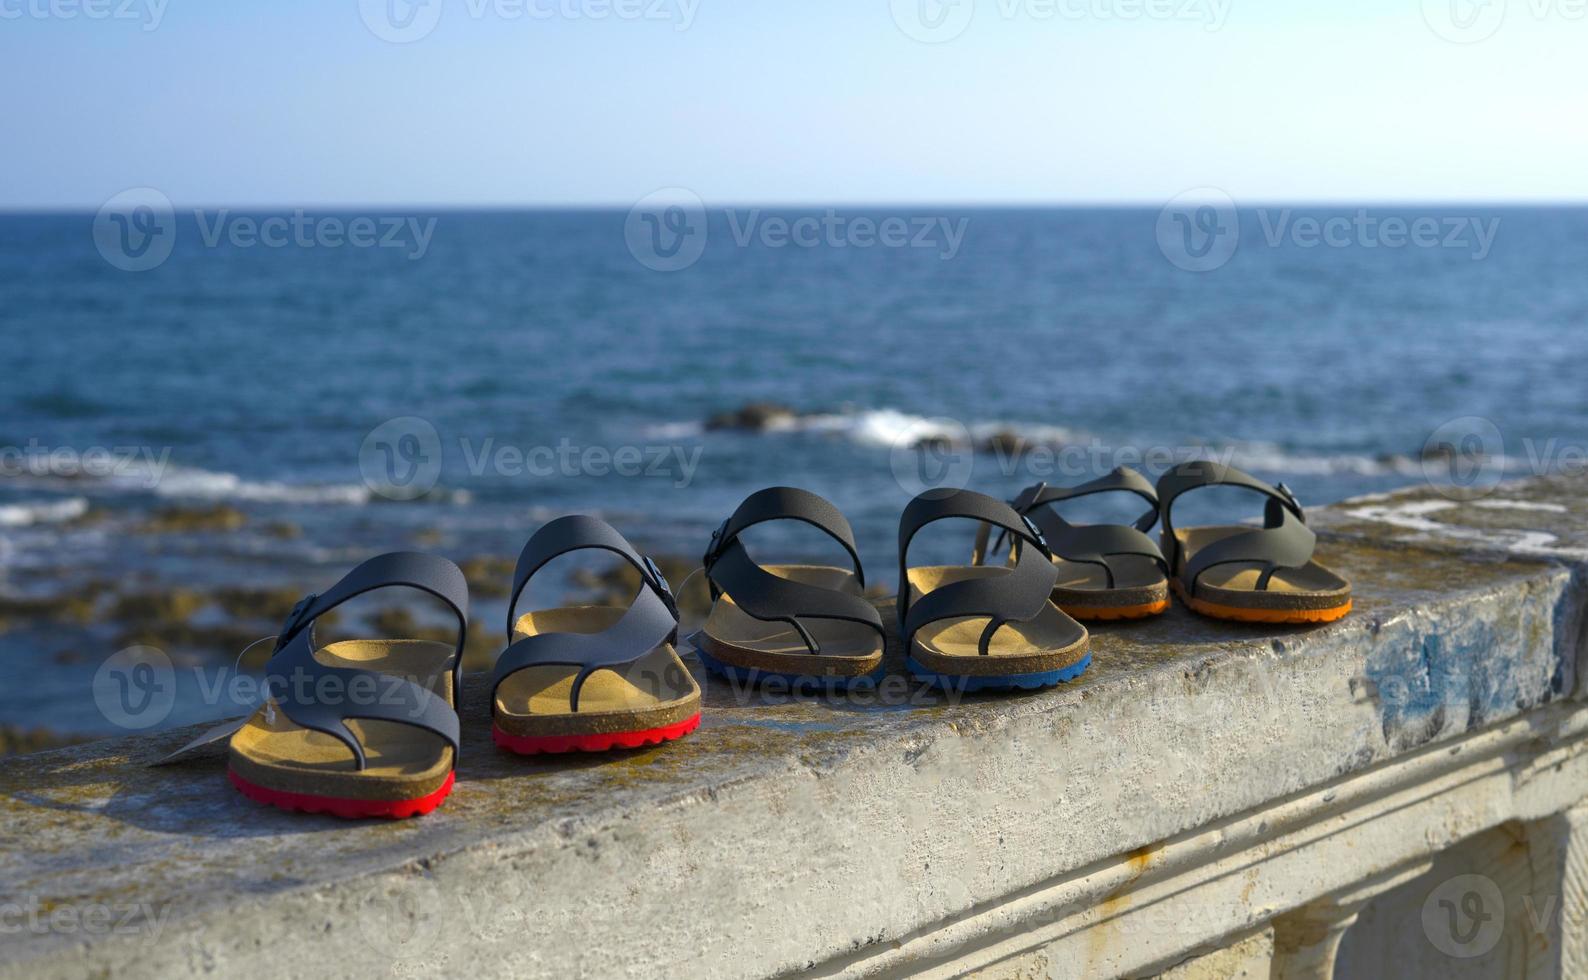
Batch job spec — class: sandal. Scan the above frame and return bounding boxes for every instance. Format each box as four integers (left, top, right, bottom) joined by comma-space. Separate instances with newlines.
1157, 460, 1352, 623
899, 489, 1089, 691
976, 467, 1171, 620
227, 552, 468, 819
491, 516, 701, 754
696, 487, 886, 685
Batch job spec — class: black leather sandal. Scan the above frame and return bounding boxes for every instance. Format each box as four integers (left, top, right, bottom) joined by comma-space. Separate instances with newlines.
227, 552, 467, 819
900, 489, 1090, 691
491, 516, 701, 753
1158, 461, 1351, 623
696, 487, 886, 686
978, 467, 1171, 620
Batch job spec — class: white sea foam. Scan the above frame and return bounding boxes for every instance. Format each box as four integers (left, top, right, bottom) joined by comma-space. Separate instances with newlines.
794, 409, 969, 447
1217, 442, 1426, 478
652, 406, 1080, 450
0, 497, 90, 527
0, 458, 378, 506
644, 420, 708, 439
147, 466, 374, 505
653, 406, 1435, 477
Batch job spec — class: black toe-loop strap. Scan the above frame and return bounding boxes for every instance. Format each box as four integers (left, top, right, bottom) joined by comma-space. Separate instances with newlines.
1155, 460, 1316, 597
1179, 508, 1317, 596
265, 551, 469, 771
702, 487, 885, 656
1025, 513, 1167, 589
493, 515, 680, 712
898, 489, 1059, 655
977, 469, 1169, 588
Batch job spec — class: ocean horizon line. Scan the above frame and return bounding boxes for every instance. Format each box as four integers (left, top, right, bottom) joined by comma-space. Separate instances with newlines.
6, 198, 1588, 216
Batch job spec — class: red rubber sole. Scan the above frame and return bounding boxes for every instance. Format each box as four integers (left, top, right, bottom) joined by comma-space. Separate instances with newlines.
228, 769, 454, 820
492, 713, 701, 755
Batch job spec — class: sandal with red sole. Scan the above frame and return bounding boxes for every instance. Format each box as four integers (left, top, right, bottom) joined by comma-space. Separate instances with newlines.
491, 516, 701, 755
227, 552, 469, 819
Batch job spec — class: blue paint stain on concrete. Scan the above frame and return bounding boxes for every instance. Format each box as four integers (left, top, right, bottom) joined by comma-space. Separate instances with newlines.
1550, 572, 1582, 696
1364, 615, 1551, 750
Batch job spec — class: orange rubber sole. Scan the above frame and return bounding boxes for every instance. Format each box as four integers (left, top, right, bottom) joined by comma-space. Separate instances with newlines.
1060, 598, 1171, 621
228, 769, 454, 820
1175, 585, 1352, 624
492, 713, 701, 755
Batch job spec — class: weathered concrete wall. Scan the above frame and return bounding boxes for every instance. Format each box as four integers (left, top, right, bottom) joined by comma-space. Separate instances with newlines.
1, 476, 1584, 979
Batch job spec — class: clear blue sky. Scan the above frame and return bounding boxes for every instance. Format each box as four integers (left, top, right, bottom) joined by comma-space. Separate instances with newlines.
2, 0, 1583, 208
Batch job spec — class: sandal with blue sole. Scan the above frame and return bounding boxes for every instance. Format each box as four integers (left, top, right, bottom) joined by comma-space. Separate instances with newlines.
696, 487, 887, 688
900, 489, 1090, 691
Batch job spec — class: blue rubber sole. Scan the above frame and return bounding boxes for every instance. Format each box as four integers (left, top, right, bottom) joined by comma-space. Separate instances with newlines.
693, 643, 885, 689
904, 652, 1092, 692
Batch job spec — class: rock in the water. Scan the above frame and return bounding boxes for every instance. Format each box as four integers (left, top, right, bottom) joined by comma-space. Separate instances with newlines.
705, 402, 798, 432
981, 430, 1031, 458
913, 434, 958, 452
135, 505, 248, 534
568, 553, 710, 617
460, 556, 515, 598
109, 589, 208, 626
0, 724, 89, 756
263, 521, 302, 540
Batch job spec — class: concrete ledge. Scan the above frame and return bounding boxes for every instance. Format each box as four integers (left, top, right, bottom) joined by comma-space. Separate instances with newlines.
2, 477, 1585, 978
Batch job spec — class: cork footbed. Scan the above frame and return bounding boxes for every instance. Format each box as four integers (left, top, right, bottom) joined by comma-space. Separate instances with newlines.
1051, 554, 1170, 619
492, 606, 700, 737
905, 566, 1090, 677
228, 639, 455, 803
700, 565, 885, 677
1172, 526, 1352, 620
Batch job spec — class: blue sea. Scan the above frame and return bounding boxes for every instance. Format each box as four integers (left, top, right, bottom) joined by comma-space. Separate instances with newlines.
2, 205, 1584, 735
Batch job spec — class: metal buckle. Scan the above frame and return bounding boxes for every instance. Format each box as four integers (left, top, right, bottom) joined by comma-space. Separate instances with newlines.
642, 556, 678, 620
277, 593, 318, 648
1274, 482, 1305, 521
703, 518, 731, 567
1021, 515, 1052, 557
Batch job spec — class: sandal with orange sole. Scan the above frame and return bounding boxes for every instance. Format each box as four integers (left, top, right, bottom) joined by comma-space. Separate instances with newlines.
491, 516, 700, 755
1156, 461, 1352, 624
976, 467, 1171, 621
228, 552, 469, 819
